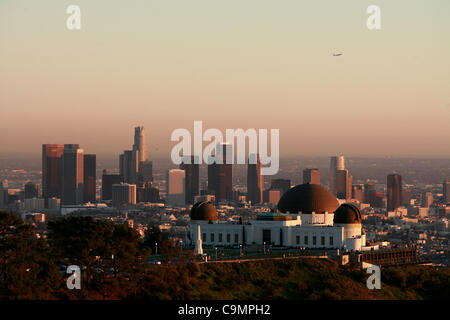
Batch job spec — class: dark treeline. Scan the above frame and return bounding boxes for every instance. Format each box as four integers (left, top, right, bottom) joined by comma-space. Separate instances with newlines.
0, 211, 449, 300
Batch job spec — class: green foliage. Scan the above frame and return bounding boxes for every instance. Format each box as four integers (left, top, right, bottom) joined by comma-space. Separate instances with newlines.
1, 210, 449, 300
0, 211, 63, 299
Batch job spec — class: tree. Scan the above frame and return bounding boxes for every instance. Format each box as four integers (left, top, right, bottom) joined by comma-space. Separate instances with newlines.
143, 224, 170, 254
0, 211, 62, 299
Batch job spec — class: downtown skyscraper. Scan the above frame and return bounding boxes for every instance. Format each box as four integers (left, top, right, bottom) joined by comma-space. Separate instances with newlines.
180, 156, 199, 205
208, 143, 233, 204
166, 169, 186, 206
42, 144, 64, 200
133, 126, 147, 162
303, 168, 320, 185
444, 179, 450, 203
335, 169, 352, 200
247, 154, 263, 205
387, 174, 402, 212
120, 126, 151, 185
62, 145, 84, 205
83, 154, 96, 203
329, 156, 345, 194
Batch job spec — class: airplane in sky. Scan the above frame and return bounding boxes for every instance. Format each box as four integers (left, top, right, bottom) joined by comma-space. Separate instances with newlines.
333, 53, 343, 56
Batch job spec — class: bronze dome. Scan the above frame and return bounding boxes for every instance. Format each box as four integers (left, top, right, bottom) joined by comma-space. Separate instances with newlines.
277, 183, 339, 214
190, 201, 218, 221
333, 203, 362, 224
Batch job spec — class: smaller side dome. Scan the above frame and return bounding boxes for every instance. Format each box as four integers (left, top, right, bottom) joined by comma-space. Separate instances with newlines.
334, 203, 362, 224
190, 201, 218, 221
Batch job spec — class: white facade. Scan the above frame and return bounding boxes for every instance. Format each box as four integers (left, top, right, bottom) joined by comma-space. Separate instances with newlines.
189, 212, 365, 252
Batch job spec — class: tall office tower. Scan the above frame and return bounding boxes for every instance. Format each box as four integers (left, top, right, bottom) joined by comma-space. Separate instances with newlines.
421, 192, 434, 208
166, 169, 185, 206
180, 156, 199, 205
24, 182, 39, 199
139, 160, 153, 185
352, 184, 364, 202
133, 126, 147, 162
270, 179, 291, 196
387, 174, 402, 212
42, 144, 64, 199
208, 143, 233, 203
303, 168, 320, 185
329, 156, 345, 194
138, 182, 160, 203
112, 183, 136, 207
119, 151, 129, 182
83, 154, 96, 203
62, 147, 84, 205
101, 170, 123, 200
444, 179, 450, 203
263, 189, 281, 205
364, 183, 376, 203
335, 169, 352, 200
247, 154, 263, 205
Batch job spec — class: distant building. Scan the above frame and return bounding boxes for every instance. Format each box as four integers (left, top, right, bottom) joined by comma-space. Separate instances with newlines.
138, 182, 160, 203
329, 156, 345, 194
101, 171, 122, 201
421, 191, 434, 208
83, 154, 96, 203
352, 184, 364, 203
47, 197, 61, 211
62, 146, 84, 205
24, 182, 39, 199
303, 168, 320, 185
180, 156, 199, 205
112, 183, 136, 207
42, 144, 64, 199
444, 179, 450, 203
23, 197, 45, 211
263, 189, 281, 205
387, 174, 402, 212
120, 150, 139, 184
120, 126, 148, 186
247, 154, 263, 205
270, 179, 291, 197
166, 169, 185, 206
364, 183, 376, 204
133, 126, 147, 163
402, 188, 413, 206
335, 169, 352, 200
208, 143, 233, 203
139, 160, 153, 184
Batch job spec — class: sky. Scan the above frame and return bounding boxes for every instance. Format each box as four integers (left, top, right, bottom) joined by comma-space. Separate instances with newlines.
1, 0, 449, 158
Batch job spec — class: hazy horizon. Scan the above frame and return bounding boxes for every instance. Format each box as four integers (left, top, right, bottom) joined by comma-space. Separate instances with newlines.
1, 0, 449, 158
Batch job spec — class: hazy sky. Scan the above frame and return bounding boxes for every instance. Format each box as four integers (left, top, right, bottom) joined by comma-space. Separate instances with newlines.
1, 0, 449, 158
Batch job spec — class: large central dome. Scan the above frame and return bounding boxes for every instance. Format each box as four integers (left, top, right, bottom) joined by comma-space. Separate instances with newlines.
277, 183, 339, 214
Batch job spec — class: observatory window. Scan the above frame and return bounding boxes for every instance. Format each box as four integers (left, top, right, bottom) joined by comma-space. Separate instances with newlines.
304, 236, 308, 245
313, 236, 317, 245
329, 236, 334, 246
202, 233, 206, 242
227, 234, 231, 243
210, 233, 215, 242
321, 236, 325, 246
219, 233, 223, 242
296, 236, 300, 245
234, 234, 239, 243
